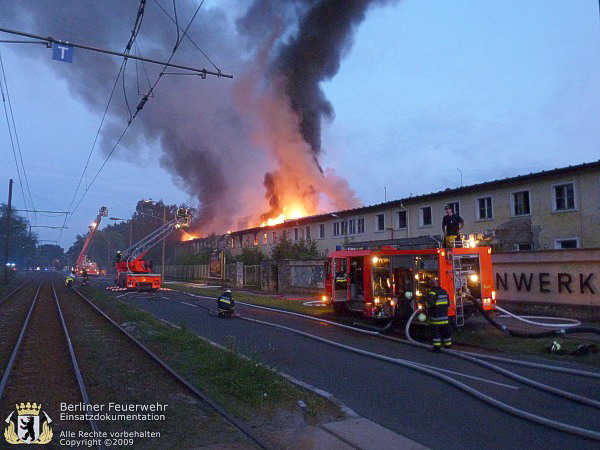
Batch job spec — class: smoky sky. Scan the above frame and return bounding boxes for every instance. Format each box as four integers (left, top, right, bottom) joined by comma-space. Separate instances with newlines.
0, 0, 392, 233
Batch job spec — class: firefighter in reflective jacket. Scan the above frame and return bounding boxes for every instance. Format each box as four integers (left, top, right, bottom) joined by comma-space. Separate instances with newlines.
424, 278, 452, 352
217, 290, 235, 317
65, 272, 75, 288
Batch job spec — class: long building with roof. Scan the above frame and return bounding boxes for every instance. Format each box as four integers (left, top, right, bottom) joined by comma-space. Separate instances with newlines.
184, 160, 600, 256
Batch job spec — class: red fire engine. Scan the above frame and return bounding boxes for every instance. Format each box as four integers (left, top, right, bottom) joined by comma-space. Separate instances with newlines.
75, 206, 108, 276
114, 208, 191, 291
323, 236, 495, 326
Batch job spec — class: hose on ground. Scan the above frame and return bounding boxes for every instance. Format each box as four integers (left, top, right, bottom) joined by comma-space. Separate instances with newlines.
467, 295, 600, 337
495, 305, 581, 328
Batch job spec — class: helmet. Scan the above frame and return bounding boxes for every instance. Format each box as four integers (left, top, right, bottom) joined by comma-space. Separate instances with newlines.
225, 289, 231, 294
444, 204, 453, 211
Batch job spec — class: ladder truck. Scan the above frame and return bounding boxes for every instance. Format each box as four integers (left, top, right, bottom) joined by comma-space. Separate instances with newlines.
114, 208, 191, 291
75, 206, 108, 276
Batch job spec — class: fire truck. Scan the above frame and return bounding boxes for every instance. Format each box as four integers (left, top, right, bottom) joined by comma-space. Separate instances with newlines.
114, 208, 191, 291
323, 235, 495, 326
75, 206, 108, 276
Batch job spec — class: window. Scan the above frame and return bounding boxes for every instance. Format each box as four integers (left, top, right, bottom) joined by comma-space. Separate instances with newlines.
348, 219, 356, 235
553, 182, 575, 211
446, 201, 460, 216
319, 224, 325, 239
340, 221, 348, 235
263, 233, 268, 245
420, 206, 432, 227
512, 190, 531, 216
232, 237, 236, 249
253, 234, 258, 246
294, 228, 299, 241
357, 217, 365, 234
244, 236, 250, 247
554, 238, 579, 249
477, 197, 493, 220
305, 226, 311, 240
375, 214, 385, 231
396, 210, 407, 229
333, 222, 340, 236
514, 243, 532, 251
272, 232, 277, 243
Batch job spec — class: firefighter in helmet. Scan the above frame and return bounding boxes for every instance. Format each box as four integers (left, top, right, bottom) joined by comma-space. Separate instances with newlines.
217, 289, 235, 317
65, 271, 75, 289
424, 278, 452, 352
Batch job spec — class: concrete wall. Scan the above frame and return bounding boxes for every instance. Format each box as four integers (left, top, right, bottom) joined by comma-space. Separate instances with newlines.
492, 249, 600, 307
261, 259, 327, 293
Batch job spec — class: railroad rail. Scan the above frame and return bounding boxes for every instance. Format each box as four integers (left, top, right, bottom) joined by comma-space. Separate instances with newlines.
0, 276, 270, 449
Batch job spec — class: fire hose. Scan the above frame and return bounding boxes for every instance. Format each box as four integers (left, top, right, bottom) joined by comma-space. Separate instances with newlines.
465, 294, 600, 337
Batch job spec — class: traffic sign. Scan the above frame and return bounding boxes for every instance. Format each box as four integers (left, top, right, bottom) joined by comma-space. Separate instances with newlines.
52, 43, 73, 63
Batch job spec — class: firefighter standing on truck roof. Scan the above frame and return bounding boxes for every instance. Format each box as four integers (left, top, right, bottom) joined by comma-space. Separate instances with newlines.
442, 204, 464, 248
425, 278, 452, 352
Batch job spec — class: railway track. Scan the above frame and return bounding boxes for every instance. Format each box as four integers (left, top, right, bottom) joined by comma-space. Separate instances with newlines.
179, 292, 600, 446
0, 276, 270, 449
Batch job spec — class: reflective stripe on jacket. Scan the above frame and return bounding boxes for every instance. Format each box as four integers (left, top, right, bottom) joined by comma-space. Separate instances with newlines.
425, 287, 450, 325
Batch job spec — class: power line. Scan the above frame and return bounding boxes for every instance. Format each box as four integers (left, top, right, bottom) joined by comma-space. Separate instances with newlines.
153, 0, 221, 72
0, 59, 30, 222
65, 0, 210, 227
59, 0, 148, 242
0, 50, 37, 225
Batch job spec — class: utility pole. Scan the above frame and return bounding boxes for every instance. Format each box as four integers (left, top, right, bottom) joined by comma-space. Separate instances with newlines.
161, 206, 166, 287
4, 179, 13, 284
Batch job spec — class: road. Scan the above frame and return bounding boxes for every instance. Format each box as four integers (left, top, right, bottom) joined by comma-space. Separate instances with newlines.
94, 279, 600, 450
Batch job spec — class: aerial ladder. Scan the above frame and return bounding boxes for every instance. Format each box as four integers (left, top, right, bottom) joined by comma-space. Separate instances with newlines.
75, 206, 108, 276
114, 208, 191, 291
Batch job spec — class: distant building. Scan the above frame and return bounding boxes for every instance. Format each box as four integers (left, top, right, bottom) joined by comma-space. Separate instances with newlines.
183, 160, 600, 256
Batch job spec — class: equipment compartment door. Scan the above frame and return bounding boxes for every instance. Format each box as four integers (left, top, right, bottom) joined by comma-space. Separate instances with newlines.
333, 258, 349, 302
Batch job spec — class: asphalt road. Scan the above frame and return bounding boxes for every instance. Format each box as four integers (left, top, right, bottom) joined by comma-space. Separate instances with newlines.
92, 280, 600, 450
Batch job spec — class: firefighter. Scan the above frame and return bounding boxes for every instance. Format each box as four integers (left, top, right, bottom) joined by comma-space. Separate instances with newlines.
81, 268, 89, 286
424, 278, 452, 352
65, 272, 75, 289
217, 289, 235, 317
442, 204, 464, 248
115, 251, 122, 263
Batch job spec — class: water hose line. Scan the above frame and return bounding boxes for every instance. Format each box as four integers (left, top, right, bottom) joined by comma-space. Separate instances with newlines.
466, 294, 600, 337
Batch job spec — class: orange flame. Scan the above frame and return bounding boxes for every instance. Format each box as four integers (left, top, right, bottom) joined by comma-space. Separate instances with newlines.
260, 205, 308, 227
180, 230, 198, 242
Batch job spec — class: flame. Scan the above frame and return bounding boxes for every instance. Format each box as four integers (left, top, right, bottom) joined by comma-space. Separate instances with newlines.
180, 230, 198, 242
260, 205, 308, 227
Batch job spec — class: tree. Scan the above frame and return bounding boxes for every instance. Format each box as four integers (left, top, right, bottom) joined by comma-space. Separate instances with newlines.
37, 244, 65, 270
0, 204, 38, 268
237, 247, 264, 265
271, 231, 320, 260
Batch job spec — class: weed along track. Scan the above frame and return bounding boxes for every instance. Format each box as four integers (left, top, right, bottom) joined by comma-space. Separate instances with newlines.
55, 278, 267, 449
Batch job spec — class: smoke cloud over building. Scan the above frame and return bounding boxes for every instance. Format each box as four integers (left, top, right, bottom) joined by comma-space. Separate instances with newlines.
1, 0, 392, 233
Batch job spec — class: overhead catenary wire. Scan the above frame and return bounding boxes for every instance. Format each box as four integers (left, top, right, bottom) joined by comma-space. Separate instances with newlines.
64, 0, 208, 226
0, 48, 35, 224
59, 0, 147, 241
153, 0, 222, 72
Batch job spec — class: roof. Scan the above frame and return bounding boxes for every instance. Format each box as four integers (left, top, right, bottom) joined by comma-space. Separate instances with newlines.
225, 159, 600, 236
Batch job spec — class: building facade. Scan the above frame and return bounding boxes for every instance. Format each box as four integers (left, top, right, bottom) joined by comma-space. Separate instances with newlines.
184, 161, 600, 257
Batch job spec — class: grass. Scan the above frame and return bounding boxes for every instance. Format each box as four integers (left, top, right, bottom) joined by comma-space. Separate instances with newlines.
168, 282, 600, 367
83, 286, 343, 425
453, 318, 600, 367
168, 283, 333, 317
